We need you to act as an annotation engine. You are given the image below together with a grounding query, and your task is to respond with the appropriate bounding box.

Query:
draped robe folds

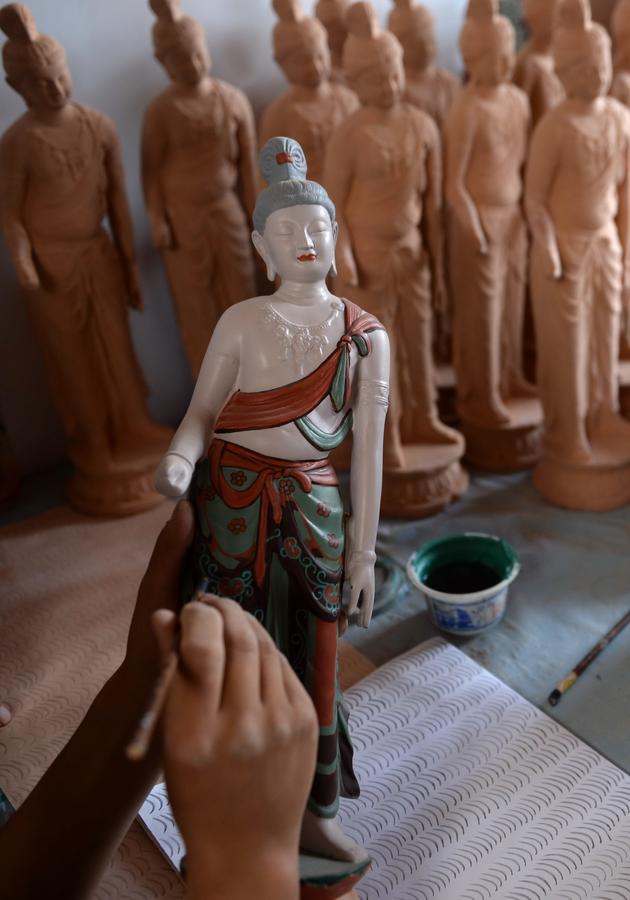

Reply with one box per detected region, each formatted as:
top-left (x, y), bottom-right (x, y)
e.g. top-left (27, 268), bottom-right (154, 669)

top-left (186, 300), bottom-right (383, 818)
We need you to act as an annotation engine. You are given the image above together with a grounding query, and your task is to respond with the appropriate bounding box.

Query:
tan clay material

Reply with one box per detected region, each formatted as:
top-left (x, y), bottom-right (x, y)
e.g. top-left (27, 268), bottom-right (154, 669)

top-left (324, 1), bottom-right (467, 517)
top-left (261, 0), bottom-right (358, 187)
top-left (315, 0), bottom-right (351, 85)
top-left (388, 0), bottom-right (460, 131)
top-left (525, 0), bottom-right (630, 510)
top-left (513, 0), bottom-right (565, 128)
top-left (445, 0), bottom-right (542, 472)
top-left (142, 0), bottom-right (257, 376)
top-left (0, 4), bottom-right (170, 516)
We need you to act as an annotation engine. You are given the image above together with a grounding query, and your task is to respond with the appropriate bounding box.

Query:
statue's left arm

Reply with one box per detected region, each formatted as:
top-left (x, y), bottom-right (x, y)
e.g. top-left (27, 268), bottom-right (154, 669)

top-left (234, 89), bottom-right (258, 221)
top-left (347, 328), bottom-right (390, 629)
top-left (100, 114), bottom-right (143, 310)
top-left (0, 129), bottom-right (39, 291)
top-left (421, 115), bottom-right (447, 317)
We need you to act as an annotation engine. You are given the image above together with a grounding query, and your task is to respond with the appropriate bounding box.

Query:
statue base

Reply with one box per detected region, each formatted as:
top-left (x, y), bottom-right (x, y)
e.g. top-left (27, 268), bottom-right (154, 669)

top-left (68, 434), bottom-right (172, 517)
top-left (381, 442), bottom-right (468, 518)
top-left (619, 359), bottom-right (630, 419)
top-left (462, 397), bottom-right (543, 472)
top-left (533, 434), bottom-right (630, 512)
top-left (300, 854), bottom-right (371, 899)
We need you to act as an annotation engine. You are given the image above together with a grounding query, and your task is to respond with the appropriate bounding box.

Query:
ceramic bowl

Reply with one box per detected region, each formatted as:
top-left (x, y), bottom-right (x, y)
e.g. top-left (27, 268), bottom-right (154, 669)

top-left (406, 533), bottom-right (520, 636)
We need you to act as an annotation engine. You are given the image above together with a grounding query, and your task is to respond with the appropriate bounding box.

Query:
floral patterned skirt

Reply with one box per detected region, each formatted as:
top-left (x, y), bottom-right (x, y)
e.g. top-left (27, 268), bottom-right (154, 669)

top-left (186, 438), bottom-right (360, 817)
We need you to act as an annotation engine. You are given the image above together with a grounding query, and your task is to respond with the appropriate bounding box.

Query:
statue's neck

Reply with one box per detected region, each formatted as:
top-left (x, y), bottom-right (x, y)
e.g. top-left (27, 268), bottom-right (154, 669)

top-left (28, 103), bottom-right (76, 127)
top-left (273, 280), bottom-right (332, 308)
top-left (172, 76), bottom-right (214, 97)
top-left (405, 61), bottom-right (434, 77)
top-left (290, 82), bottom-right (330, 100)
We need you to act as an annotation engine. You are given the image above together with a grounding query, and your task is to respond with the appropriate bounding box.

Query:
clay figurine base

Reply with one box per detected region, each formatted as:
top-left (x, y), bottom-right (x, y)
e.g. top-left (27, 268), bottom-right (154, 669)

top-left (68, 445), bottom-right (171, 517)
top-left (461, 397), bottom-right (544, 473)
top-left (380, 443), bottom-right (468, 519)
top-left (300, 853), bottom-right (370, 899)
top-left (533, 437), bottom-right (630, 512)
top-left (619, 359), bottom-right (630, 419)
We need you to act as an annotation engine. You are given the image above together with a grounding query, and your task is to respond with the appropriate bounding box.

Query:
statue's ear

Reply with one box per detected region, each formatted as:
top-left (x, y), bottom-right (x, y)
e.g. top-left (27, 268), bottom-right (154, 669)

top-left (329, 221), bottom-right (339, 278)
top-left (252, 230), bottom-right (276, 282)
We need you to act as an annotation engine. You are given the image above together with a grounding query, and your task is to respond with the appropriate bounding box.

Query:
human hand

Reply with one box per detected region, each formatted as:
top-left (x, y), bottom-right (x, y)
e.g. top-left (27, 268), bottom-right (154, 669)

top-left (154, 452), bottom-right (194, 498)
top-left (346, 550), bottom-right (376, 629)
top-left (154, 596), bottom-right (318, 900)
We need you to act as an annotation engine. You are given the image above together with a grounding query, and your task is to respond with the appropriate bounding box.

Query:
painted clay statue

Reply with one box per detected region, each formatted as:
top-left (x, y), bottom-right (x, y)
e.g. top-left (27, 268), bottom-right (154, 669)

top-left (513, 0), bottom-right (565, 128)
top-left (142, 0), bottom-right (257, 376)
top-left (525, 0), bottom-right (630, 509)
top-left (0, 4), bottom-right (170, 515)
top-left (445, 0), bottom-right (542, 472)
top-left (314, 0), bottom-right (351, 85)
top-left (260, 0), bottom-right (358, 188)
top-left (323, 1), bottom-right (467, 516)
top-left (388, 0), bottom-right (461, 130)
top-left (155, 137), bottom-right (388, 863)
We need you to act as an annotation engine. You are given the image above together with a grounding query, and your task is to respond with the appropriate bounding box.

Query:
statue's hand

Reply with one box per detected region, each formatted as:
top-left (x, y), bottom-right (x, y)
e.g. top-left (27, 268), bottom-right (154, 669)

top-left (336, 241), bottom-right (359, 288)
top-left (155, 452), bottom-right (194, 498)
top-left (17, 258), bottom-right (40, 292)
top-left (346, 550), bottom-right (376, 630)
top-left (124, 260), bottom-right (144, 311)
top-left (150, 213), bottom-right (173, 251)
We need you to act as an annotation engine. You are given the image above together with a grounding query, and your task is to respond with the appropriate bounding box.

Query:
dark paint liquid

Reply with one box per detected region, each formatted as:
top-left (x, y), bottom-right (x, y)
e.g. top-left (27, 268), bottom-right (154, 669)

top-left (425, 561), bottom-right (500, 594)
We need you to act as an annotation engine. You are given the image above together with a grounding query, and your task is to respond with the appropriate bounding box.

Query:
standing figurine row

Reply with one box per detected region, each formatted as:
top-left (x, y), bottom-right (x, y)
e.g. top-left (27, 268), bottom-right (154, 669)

top-left (2, 0), bottom-right (630, 514)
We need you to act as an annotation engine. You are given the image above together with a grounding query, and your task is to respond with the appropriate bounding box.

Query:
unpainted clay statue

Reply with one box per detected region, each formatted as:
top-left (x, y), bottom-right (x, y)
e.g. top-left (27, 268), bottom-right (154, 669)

top-left (0, 4), bottom-right (170, 515)
top-left (388, 0), bottom-right (461, 130)
top-left (513, 0), bottom-right (565, 128)
top-left (260, 0), bottom-right (358, 188)
top-left (445, 0), bottom-right (542, 472)
top-left (324, 1), bottom-right (467, 516)
top-left (314, 0), bottom-right (351, 85)
top-left (156, 136), bottom-right (389, 865)
top-left (525, 0), bottom-right (630, 509)
top-left (142, 0), bottom-right (257, 376)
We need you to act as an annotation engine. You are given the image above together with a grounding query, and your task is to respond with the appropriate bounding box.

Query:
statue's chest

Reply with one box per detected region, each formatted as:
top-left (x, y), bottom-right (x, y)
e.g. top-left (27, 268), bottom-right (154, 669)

top-left (28, 118), bottom-right (101, 186)
top-left (358, 119), bottom-right (424, 183)
top-left (168, 94), bottom-right (233, 150)
top-left (474, 99), bottom-right (524, 165)
top-left (562, 113), bottom-right (623, 184)
top-left (284, 99), bottom-right (343, 154)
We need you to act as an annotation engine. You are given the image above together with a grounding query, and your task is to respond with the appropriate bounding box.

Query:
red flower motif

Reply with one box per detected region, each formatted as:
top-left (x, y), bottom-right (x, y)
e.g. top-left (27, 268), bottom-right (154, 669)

top-left (317, 503), bottom-right (331, 518)
top-left (230, 470), bottom-right (247, 486)
top-left (283, 537), bottom-right (301, 559)
top-left (228, 517), bottom-right (247, 535)
top-left (279, 478), bottom-right (296, 499)
top-left (218, 576), bottom-right (245, 598)
top-left (327, 532), bottom-right (340, 549)
top-left (324, 585), bottom-right (339, 604)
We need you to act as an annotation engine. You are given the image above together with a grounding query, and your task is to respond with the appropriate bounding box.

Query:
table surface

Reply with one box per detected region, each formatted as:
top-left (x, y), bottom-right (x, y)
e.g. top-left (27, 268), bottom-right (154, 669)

top-left (3, 464), bottom-right (630, 778)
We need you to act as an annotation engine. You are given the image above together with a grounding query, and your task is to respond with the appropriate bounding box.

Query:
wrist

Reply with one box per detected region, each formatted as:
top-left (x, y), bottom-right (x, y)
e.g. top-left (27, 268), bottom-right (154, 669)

top-left (186, 848), bottom-right (299, 900)
top-left (348, 549), bottom-right (377, 565)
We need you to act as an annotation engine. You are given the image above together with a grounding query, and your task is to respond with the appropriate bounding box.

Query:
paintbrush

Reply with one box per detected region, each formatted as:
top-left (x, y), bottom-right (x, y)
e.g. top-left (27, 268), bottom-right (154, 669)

top-left (548, 609), bottom-right (630, 706)
top-left (126, 580), bottom-right (210, 761)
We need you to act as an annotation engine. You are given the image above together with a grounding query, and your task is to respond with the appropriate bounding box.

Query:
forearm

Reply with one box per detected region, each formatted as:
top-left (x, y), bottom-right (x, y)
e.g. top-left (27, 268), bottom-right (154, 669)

top-left (108, 188), bottom-right (137, 263)
top-left (350, 402), bottom-right (387, 554)
top-left (3, 218), bottom-right (36, 275)
top-left (167, 409), bottom-right (215, 466)
top-left (186, 852), bottom-right (299, 900)
top-left (0, 664), bottom-right (161, 900)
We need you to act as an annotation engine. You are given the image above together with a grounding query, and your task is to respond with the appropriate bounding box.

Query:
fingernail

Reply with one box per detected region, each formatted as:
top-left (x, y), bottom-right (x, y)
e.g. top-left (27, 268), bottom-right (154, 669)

top-left (0, 704), bottom-right (12, 726)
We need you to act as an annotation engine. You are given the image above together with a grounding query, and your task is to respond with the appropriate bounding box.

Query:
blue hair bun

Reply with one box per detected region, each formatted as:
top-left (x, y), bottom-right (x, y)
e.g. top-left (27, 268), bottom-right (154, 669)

top-left (259, 136), bottom-right (308, 184)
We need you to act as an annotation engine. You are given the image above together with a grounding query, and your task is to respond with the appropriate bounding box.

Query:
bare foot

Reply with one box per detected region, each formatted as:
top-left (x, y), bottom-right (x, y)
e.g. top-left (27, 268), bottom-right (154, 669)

top-left (300, 809), bottom-right (368, 863)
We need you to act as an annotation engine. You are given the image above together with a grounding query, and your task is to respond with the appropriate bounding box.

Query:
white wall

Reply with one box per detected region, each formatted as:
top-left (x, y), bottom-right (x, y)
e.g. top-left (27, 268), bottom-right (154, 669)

top-left (0, 0), bottom-right (467, 473)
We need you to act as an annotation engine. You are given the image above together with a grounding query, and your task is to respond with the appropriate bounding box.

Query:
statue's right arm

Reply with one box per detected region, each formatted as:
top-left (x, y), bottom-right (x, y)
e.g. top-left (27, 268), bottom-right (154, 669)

top-left (323, 123), bottom-right (359, 287)
top-left (524, 116), bottom-right (562, 280)
top-left (140, 102), bottom-right (172, 250)
top-left (155, 312), bottom-right (240, 497)
top-left (0, 129), bottom-right (39, 291)
top-left (444, 100), bottom-right (488, 255)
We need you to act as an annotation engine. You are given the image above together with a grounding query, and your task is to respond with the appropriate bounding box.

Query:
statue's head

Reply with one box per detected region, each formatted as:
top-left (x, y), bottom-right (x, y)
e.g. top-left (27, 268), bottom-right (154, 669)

top-left (252, 137), bottom-right (338, 284)
top-left (522, 0), bottom-right (558, 45)
top-left (553, 0), bottom-right (611, 99)
top-left (388, 1), bottom-right (436, 71)
top-left (0, 4), bottom-right (72, 110)
top-left (150, 0), bottom-right (210, 86)
top-left (314, 0), bottom-right (350, 65)
top-left (343, 2), bottom-right (404, 108)
top-left (460, 0), bottom-right (515, 87)
top-left (612, 0), bottom-right (630, 70)
top-left (273, 0), bottom-right (331, 88)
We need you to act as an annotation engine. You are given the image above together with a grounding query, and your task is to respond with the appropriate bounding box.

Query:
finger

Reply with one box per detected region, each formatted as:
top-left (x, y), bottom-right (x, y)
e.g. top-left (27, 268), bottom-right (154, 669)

top-left (137, 501), bottom-right (194, 615)
top-left (201, 595), bottom-right (261, 709)
top-left (178, 602), bottom-right (225, 711)
top-left (247, 614), bottom-right (287, 705)
top-left (152, 609), bottom-right (178, 665)
top-left (347, 581), bottom-right (361, 616)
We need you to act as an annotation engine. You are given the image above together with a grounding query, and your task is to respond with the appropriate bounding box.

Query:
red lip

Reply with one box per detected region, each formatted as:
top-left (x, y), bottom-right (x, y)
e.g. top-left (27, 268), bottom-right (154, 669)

top-left (297, 253), bottom-right (317, 262)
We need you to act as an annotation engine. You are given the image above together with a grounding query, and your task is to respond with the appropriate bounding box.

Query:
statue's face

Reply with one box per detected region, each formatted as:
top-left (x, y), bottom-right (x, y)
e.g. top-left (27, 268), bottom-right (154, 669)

top-left (12, 59), bottom-right (72, 111)
top-left (398, 24), bottom-right (437, 71)
top-left (258, 204), bottom-right (337, 284)
top-left (278, 35), bottom-right (331, 87)
top-left (352, 53), bottom-right (405, 109)
top-left (468, 32), bottom-right (513, 87)
top-left (560, 47), bottom-right (611, 100)
top-left (160, 35), bottom-right (210, 86)
top-left (522, 0), bottom-right (554, 40)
